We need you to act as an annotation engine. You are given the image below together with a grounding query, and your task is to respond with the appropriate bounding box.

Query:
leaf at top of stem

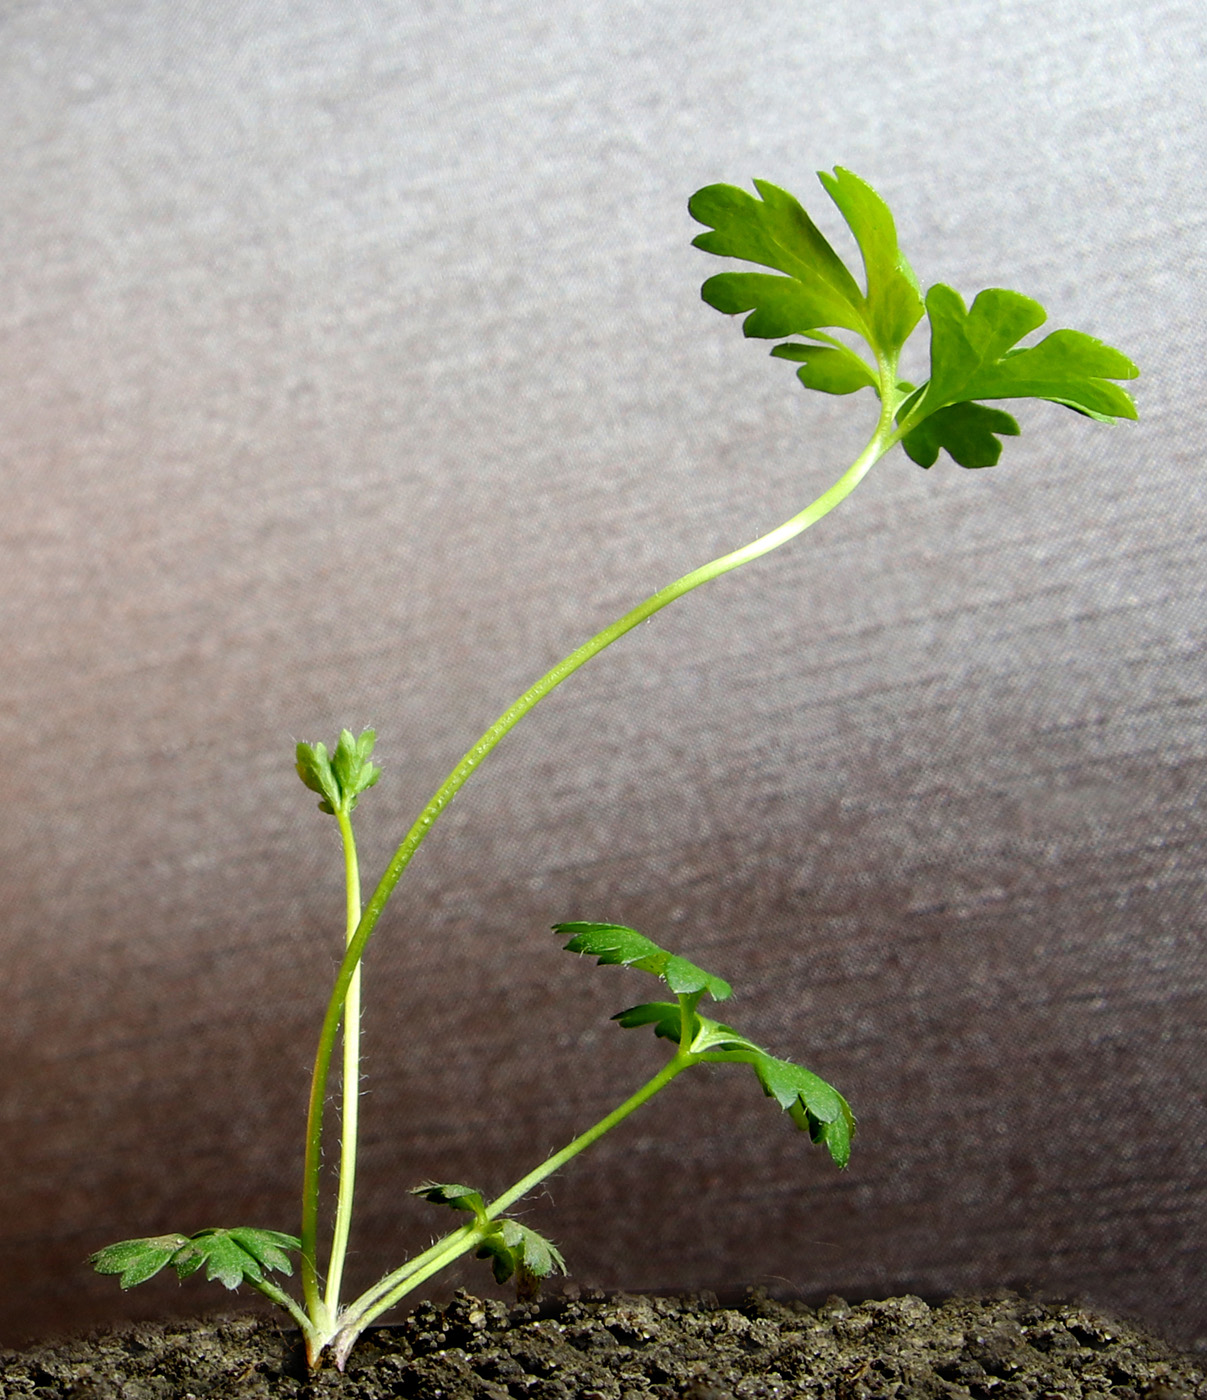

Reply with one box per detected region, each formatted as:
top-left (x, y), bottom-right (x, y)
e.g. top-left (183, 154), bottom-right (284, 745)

top-left (296, 728), bottom-right (381, 814)
top-left (689, 168), bottom-right (923, 364)
top-left (898, 284), bottom-right (1139, 468)
top-left (555, 922), bottom-right (732, 1001)
top-left (692, 170), bottom-right (1139, 465)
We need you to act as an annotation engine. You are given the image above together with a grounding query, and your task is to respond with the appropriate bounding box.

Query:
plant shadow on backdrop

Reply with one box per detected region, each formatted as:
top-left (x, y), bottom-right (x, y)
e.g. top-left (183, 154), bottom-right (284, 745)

top-left (87, 169), bottom-right (1138, 1371)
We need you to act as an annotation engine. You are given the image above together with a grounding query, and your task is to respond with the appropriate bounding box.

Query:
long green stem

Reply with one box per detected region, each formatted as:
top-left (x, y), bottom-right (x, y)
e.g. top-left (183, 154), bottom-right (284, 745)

top-left (300, 386), bottom-right (900, 1325)
top-left (323, 805), bottom-right (363, 1315)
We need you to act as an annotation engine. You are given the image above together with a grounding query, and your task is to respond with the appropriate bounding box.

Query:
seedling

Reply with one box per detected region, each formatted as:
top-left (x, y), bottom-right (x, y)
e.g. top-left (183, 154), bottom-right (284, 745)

top-left (90, 170), bottom-right (1137, 1369)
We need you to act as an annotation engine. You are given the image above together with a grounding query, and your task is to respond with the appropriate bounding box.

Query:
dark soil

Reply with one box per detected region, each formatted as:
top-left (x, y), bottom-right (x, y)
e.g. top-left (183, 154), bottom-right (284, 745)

top-left (2, 1290), bottom-right (1203, 1400)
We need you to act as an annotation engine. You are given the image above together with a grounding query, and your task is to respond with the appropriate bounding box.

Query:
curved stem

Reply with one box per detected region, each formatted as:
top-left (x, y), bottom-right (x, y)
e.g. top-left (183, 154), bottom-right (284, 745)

top-left (300, 407), bottom-right (899, 1310)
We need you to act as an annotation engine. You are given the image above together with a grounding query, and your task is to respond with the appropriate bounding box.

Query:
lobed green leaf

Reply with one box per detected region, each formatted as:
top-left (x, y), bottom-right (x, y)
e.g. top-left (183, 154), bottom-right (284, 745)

top-left (816, 166), bottom-right (924, 354)
top-left (692, 171), bottom-right (1139, 463)
top-left (89, 1234), bottom-right (190, 1289)
top-left (611, 999), bottom-right (854, 1169)
top-left (901, 401), bottom-right (1021, 469)
top-left (899, 284), bottom-right (1139, 467)
top-left (612, 1000), bottom-right (687, 1041)
top-left (91, 1227), bottom-right (299, 1292)
top-left (555, 922), bottom-right (732, 1001)
top-left (690, 168), bottom-right (923, 365)
top-left (770, 341), bottom-right (878, 396)
top-left (171, 1228), bottom-right (300, 1290)
top-left (477, 1219), bottom-right (566, 1287)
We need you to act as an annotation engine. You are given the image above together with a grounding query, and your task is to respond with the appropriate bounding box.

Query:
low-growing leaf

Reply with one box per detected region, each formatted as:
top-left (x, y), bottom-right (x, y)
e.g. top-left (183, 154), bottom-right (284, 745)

top-left (226, 1227), bottom-right (300, 1276)
top-left (89, 1234), bottom-right (190, 1289)
top-left (167, 1228), bottom-right (298, 1291)
top-left (171, 1232), bottom-right (257, 1289)
top-left (477, 1219), bottom-right (566, 1287)
top-left (555, 922), bottom-right (731, 1001)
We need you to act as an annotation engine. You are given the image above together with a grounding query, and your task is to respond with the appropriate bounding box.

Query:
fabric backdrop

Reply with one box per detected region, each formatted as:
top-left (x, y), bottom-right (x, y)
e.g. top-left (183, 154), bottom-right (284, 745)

top-left (2, 0), bottom-right (1204, 1353)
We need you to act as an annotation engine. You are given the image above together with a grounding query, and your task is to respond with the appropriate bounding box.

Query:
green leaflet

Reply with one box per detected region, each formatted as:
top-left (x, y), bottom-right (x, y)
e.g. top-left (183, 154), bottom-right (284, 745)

top-left (89, 1227), bottom-right (299, 1292)
top-left (897, 284), bottom-right (1139, 467)
top-left (770, 340), bottom-right (878, 396)
top-left (689, 168), bottom-right (923, 361)
top-left (817, 167), bottom-right (925, 354)
top-left (89, 1233), bottom-right (190, 1289)
top-left (612, 1001), bottom-right (854, 1169)
top-left (900, 402), bottom-right (1021, 469)
top-left (555, 921), bottom-right (732, 1001)
top-left (296, 728), bottom-right (381, 814)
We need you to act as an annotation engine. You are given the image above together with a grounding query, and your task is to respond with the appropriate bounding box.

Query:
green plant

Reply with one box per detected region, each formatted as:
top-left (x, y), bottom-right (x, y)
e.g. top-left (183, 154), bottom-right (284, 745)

top-left (90, 169), bottom-right (1138, 1370)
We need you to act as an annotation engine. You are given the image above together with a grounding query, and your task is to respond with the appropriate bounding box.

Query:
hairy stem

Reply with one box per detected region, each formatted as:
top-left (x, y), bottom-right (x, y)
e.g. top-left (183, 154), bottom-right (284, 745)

top-left (301, 398), bottom-right (900, 1316)
top-left (334, 1049), bottom-right (695, 1358)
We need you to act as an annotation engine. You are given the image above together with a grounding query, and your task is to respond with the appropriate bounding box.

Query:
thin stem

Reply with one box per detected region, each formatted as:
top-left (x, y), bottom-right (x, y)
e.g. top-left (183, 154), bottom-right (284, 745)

top-left (323, 805), bottom-right (364, 1316)
top-left (332, 1224), bottom-right (480, 1366)
top-left (300, 401), bottom-right (901, 1311)
top-left (337, 1050), bottom-right (694, 1354)
top-left (484, 1050), bottom-right (692, 1220)
top-left (249, 1274), bottom-right (316, 1337)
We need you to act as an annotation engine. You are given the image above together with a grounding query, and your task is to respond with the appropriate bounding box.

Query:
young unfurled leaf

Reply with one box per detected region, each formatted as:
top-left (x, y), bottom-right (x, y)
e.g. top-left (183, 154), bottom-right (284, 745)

top-left (555, 922), bottom-right (732, 1001)
top-left (89, 1227), bottom-right (299, 1292)
top-left (689, 168), bottom-right (923, 368)
top-left (296, 728), bottom-right (381, 814)
top-left (897, 284), bottom-right (1139, 467)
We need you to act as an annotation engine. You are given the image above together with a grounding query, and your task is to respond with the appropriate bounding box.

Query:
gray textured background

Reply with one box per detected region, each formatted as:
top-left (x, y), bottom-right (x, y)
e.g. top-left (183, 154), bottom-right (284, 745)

top-left (2, 0), bottom-right (1205, 1354)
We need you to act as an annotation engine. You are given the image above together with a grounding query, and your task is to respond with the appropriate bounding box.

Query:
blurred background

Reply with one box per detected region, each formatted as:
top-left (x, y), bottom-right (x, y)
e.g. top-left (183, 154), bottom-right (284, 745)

top-left (2, 0), bottom-right (1204, 1353)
